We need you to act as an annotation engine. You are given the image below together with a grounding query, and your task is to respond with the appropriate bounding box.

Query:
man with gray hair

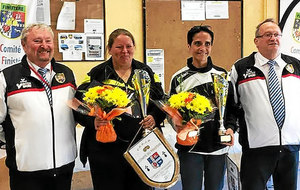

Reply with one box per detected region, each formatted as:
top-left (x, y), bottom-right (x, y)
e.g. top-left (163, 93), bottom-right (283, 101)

top-left (0, 23), bottom-right (77, 190)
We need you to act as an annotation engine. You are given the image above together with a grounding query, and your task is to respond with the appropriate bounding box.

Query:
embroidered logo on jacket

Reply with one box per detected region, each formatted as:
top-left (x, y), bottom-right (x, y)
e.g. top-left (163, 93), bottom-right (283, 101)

top-left (55, 73), bottom-right (66, 83)
top-left (177, 72), bottom-right (189, 83)
top-left (16, 78), bottom-right (32, 89)
top-left (286, 64), bottom-right (295, 73)
top-left (243, 69), bottom-right (256, 79)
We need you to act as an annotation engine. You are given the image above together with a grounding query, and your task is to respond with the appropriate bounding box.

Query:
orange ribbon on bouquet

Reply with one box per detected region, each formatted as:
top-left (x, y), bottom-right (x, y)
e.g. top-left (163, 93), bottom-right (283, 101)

top-left (90, 106), bottom-right (127, 143)
top-left (161, 104), bottom-right (183, 127)
top-left (176, 119), bottom-right (201, 146)
top-left (161, 104), bottom-right (201, 146)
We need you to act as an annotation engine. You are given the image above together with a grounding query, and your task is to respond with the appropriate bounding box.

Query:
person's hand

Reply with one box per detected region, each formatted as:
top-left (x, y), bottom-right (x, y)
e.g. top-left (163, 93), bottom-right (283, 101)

top-left (139, 115), bottom-right (156, 130)
top-left (222, 128), bottom-right (234, 146)
top-left (94, 116), bottom-right (109, 130)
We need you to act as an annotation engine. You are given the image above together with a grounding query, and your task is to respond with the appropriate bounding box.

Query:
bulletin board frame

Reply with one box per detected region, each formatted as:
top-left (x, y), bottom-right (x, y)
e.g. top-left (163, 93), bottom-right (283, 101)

top-left (143, 0), bottom-right (243, 92)
top-left (50, 0), bottom-right (105, 61)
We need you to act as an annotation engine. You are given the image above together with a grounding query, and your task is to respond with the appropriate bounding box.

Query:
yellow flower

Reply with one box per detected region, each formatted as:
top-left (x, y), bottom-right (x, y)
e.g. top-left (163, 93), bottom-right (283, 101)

top-left (168, 91), bottom-right (213, 122)
top-left (83, 85), bottom-right (130, 110)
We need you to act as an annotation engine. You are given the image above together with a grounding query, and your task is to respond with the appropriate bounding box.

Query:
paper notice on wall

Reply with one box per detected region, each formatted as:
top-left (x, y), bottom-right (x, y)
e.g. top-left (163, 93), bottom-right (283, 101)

top-left (56, 2), bottom-right (76, 30)
top-left (62, 51), bottom-right (82, 61)
top-left (58, 33), bottom-right (85, 61)
top-left (181, 0), bottom-right (205, 21)
top-left (84, 19), bottom-right (104, 34)
top-left (36, 0), bottom-right (51, 24)
top-left (146, 49), bottom-right (165, 90)
top-left (206, 1), bottom-right (229, 19)
top-left (85, 34), bottom-right (104, 61)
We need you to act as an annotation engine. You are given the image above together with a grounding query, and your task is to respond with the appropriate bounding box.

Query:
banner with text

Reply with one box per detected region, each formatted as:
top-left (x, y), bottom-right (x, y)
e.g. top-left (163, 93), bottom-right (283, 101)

top-left (280, 1), bottom-right (300, 60)
top-left (0, 0), bottom-right (50, 70)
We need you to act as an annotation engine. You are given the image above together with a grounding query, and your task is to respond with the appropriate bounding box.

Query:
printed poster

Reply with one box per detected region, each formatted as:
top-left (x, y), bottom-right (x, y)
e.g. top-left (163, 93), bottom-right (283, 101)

top-left (280, 2), bottom-right (300, 60)
top-left (0, 0), bottom-right (51, 70)
top-left (226, 155), bottom-right (241, 190)
top-left (146, 49), bottom-right (165, 90)
top-left (58, 33), bottom-right (85, 61)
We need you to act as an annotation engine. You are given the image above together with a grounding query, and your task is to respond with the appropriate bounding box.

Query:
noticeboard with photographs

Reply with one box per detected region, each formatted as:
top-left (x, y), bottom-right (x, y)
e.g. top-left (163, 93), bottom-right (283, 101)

top-left (50, 0), bottom-right (105, 61)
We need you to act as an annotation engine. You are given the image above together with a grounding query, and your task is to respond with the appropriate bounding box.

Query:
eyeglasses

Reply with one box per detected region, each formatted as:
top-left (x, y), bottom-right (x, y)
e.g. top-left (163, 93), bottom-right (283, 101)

top-left (256, 33), bottom-right (282, 39)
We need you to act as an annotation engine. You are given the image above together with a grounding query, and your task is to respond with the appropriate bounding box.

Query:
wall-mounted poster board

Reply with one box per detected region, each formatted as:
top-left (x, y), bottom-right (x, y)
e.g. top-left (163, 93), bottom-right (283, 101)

top-left (50, 0), bottom-right (104, 61)
top-left (144, 0), bottom-right (242, 91)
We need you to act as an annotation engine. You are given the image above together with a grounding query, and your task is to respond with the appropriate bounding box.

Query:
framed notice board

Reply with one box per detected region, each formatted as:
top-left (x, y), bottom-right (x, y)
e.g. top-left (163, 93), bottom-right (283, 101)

top-left (50, 0), bottom-right (105, 61)
top-left (144, 0), bottom-right (243, 91)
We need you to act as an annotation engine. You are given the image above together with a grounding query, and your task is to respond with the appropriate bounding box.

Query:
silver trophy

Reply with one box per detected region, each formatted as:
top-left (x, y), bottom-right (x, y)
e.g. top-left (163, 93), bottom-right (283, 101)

top-left (212, 73), bottom-right (231, 143)
top-left (132, 69), bottom-right (151, 136)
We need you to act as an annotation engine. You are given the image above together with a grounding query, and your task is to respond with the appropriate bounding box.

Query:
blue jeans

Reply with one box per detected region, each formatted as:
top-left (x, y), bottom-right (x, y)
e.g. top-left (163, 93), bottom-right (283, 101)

top-left (178, 150), bottom-right (226, 190)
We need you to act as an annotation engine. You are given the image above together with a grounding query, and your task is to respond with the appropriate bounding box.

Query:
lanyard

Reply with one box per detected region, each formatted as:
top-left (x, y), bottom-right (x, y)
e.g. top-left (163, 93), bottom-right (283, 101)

top-left (28, 64), bottom-right (52, 87)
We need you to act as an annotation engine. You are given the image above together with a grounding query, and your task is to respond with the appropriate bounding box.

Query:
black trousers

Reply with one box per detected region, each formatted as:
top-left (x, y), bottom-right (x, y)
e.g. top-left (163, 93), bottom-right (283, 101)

top-left (9, 162), bottom-right (75, 190)
top-left (240, 147), bottom-right (299, 190)
top-left (88, 145), bottom-right (151, 190)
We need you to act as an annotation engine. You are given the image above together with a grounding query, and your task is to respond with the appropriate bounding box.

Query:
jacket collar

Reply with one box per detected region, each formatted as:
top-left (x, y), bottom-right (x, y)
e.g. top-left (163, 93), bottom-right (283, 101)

top-left (187, 56), bottom-right (213, 73)
top-left (106, 57), bottom-right (144, 69)
top-left (248, 52), bottom-right (294, 66)
top-left (21, 55), bottom-right (57, 76)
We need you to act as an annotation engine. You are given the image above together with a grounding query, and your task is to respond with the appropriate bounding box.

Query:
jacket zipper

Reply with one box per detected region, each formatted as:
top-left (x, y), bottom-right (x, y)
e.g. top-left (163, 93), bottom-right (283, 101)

top-left (50, 105), bottom-right (57, 176)
top-left (42, 79), bottom-right (56, 176)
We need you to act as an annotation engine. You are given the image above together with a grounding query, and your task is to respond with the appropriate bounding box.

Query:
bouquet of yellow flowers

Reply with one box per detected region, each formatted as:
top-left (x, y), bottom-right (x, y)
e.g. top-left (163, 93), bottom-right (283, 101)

top-left (156, 91), bottom-right (214, 146)
top-left (69, 85), bottom-right (131, 143)
top-left (168, 91), bottom-right (213, 124)
top-left (83, 85), bottom-right (130, 113)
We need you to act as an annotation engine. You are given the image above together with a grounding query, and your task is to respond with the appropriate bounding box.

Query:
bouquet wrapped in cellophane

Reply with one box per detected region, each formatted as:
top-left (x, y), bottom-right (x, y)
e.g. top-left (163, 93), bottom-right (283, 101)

top-left (68, 85), bottom-right (131, 143)
top-left (155, 91), bottom-right (214, 146)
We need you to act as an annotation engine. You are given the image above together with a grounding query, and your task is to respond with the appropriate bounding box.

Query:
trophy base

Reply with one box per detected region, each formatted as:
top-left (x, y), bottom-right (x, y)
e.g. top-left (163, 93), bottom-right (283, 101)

top-left (218, 129), bottom-right (231, 143)
top-left (220, 134), bottom-right (232, 143)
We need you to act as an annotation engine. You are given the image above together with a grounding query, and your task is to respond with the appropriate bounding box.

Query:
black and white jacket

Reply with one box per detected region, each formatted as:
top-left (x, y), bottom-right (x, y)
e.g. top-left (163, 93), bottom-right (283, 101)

top-left (169, 56), bottom-right (237, 154)
top-left (0, 55), bottom-right (77, 172)
top-left (230, 52), bottom-right (300, 150)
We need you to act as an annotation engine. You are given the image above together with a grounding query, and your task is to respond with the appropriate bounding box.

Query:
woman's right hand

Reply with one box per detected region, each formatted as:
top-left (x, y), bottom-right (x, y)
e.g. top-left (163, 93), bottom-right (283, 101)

top-left (94, 116), bottom-right (109, 130)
